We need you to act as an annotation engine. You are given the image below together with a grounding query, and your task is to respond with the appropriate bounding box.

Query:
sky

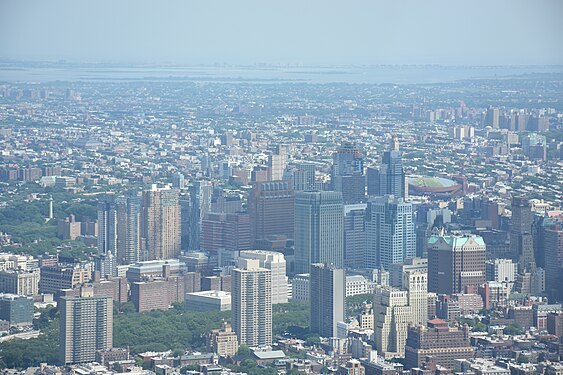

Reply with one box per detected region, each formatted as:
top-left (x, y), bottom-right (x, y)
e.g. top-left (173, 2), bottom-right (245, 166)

top-left (1, 0), bottom-right (562, 66)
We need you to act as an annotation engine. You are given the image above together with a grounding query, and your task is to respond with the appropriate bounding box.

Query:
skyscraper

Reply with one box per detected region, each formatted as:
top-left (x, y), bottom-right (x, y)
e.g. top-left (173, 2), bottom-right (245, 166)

top-left (332, 142), bottom-right (365, 204)
top-left (543, 223), bottom-right (563, 302)
top-left (510, 196), bottom-right (535, 270)
top-left (292, 163), bottom-right (316, 191)
top-left (310, 263), bottom-right (345, 338)
top-left (403, 270), bottom-right (428, 327)
top-left (231, 258), bottom-right (272, 347)
top-left (59, 291), bottom-right (113, 364)
top-left (188, 181), bottom-right (213, 251)
top-left (368, 135), bottom-right (406, 199)
top-left (97, 196), bottom-right (117, 257)
top-left (116, 192), bottom-right (140, 265)
top-left (344, 204), bottom-right (367, 269)
top-left (239, 250), bottom-right (288, 304)
top-left (365, 195), bottom-right (415, 270)
top-left (248, 180), bottom-right (295, 245)
top-left (427, 232), bottom-right (486, 295)
top-left (267, 144), bottom-right (287, 181)
top-left (373, 286), bottom-right (413, 358)
top-left (294, 191), bottom-right (344, 273)
top-left (140, 185), bottom-right (181, 260)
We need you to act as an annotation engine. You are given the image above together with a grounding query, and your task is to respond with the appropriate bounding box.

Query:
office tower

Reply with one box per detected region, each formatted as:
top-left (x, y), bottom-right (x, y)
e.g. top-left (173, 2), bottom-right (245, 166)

top-left (427, 232), bottom-right (486, 295)
top-left (116, 192), bottom-right (140, 265)
top-left (332, 142), bottom-right (365, 204)
top-left (267, 145), bottom-right (287, 181)
top-left (389, 257), bottom-right (427, 288)
top-left (404, 319), bottom-right (473, 370)
top-left (294, 191), bottom-right (344, 273)
top-left (231, 258), bottom-right (272, 346)
top-left (365, 195), bottom-right (415, 270)
top-left (292, 163), bottom-right (316, 191)
top-left (344, 204), bottom-right (367, 269)
top-left (188, 181), bottom-right (213, 251)
top-left (239, 250), bottom-right (288, 304)
top-left (368, 135), bottom-right (406, 199)
top-left (486, 259), bottom-right (517, 284)
top-left (403, 270), bottom-right (428, 326)
top-left (543, 223), bottom-right (563, 302)
top-left (248, 180), bottom-right (295, 244)
top-left (0, 294), bottom-right (34, 326)
top-left (140, 185), bottom-right (181, 260)
top-left (210, 188), bottom-right (243, 214)
top-left (59, 291), bottom-right (113, 365)
top-left (373, 286), bottom-right (413, 358)
top-left (510, 196), bottom-right (535, 269)
top-left (97, 196), bottom-right (117, 256)
top-left (310, 263), bottom-right (345, 338)
top-left (201, 213), bottom-right (251, 265)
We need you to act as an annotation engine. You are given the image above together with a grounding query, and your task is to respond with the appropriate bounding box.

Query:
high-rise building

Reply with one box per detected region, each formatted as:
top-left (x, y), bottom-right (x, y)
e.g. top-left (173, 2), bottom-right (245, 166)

top-left (310, 263), bottom-right (345, 338)
top-left (248, 180), bottom-right (295, 245)
top-left (368, 135), bottom-right (406, 199)
top-left (485, 259), bottom-right (517, 285)
top-left (294, 191), bottom-right (344, 273)
top-left (59, 291), bottom-right (112, 365)
top-left (344, 204), bottom-right (367, 269)
top-left (292, 163), bottom-right (316, 191)
top-left (484, 108), bottom-right (500, 129)
top-left (201, 213), bottom-right (252, 264)
top-left (389, 257), bottom-right (427, 288)
top-left (373, 286), bottom-right (413, 358)
top-left (140, 185), bottom-right (181, 260)
top-left (543, 223), bottom-right (563, 302)
top-left (239, 250), bottom-right (288, 304)
top-left (188, 181), bottom-right (213, 251)
top-left (404, 319), bottom-right (473, 370)
top-left (403, 270), bottom-right (428, 327)
top-left (116, 192), bottom-right (140, 265)
top-left (97, 196), bottom-right (117, 257)
top-left (427, 232), bottom-right (486, 295)
top-left (231, 258), bottom-right (272, 346)
top-left (365, 195), bottom-right (415, 270)
top-left (331, 143), bottom-right (365, 204)
top-left (510, 196), bottom-right (535, 270)
top-left (267, 145), bottom-right (287, 181)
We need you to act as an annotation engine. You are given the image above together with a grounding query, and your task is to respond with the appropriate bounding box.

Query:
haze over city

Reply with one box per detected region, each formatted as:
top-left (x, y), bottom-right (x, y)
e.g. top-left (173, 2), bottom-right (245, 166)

top-left (0, 1), bottom-right (562, 375)
top-left (1, 0), bottom-right (563, 66)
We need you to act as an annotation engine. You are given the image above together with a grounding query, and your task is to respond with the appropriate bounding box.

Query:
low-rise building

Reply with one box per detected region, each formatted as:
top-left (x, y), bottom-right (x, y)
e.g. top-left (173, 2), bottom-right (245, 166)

top-left (186, 290), bottom-right (231, 312)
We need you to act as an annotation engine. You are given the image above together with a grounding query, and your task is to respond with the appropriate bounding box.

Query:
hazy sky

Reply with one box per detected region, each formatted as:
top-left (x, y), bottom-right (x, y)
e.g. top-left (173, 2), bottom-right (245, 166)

top-left (1, 0), bottom-right (562, 66)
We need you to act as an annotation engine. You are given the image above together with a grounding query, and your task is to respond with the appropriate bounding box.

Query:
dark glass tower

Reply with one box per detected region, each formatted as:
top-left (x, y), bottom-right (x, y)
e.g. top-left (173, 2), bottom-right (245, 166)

top-left (331, 143), bottom-right (365, 204)
top-left (379, 135), bottom-right (406, 198)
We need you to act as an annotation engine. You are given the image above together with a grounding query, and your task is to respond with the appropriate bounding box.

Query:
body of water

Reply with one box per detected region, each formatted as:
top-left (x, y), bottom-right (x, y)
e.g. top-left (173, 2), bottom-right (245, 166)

top-left (1, 64), bottom-right (562, 84)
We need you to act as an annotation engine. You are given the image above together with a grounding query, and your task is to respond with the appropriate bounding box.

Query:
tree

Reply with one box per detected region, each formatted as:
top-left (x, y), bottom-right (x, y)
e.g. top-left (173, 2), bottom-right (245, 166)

top-left (237, 344), bottom-right (252, 356)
